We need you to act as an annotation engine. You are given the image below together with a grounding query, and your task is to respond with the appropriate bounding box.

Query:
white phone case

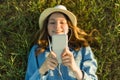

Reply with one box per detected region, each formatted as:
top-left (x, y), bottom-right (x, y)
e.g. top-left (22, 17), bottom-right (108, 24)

top-left (52, 34), bottom-right (68, 63)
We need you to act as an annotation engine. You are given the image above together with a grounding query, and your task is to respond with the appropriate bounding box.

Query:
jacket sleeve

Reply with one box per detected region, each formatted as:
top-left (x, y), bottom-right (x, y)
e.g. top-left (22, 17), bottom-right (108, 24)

top-left (25, 45), bottom-right (48, 80)
top-left (81, 47), bottom-right (98, 80)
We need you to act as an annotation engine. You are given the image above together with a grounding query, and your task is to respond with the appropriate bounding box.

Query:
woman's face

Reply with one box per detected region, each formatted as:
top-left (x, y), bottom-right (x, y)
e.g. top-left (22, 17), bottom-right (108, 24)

top-left (47, 12), bottom-right (69, 36)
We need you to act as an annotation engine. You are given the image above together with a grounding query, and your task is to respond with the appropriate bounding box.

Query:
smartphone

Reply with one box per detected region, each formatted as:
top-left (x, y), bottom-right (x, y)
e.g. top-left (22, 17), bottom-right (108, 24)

top-left (52, 34), bottom-right (68, 63)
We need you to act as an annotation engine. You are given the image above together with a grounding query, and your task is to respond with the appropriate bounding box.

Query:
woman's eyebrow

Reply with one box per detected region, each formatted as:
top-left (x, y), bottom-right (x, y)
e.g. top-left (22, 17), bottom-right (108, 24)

top-left (49, 18), bottom-right (55, 21)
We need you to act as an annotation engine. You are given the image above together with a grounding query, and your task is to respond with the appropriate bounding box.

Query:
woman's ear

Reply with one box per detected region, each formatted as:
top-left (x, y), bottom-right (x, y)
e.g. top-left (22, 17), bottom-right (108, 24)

top-left (68, 28), bottom-right (72, 41)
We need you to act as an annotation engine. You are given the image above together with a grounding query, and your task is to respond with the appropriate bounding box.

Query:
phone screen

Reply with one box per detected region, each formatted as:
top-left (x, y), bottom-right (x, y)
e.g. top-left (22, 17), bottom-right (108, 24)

top-left (52, 34), bottom-right (68, 63)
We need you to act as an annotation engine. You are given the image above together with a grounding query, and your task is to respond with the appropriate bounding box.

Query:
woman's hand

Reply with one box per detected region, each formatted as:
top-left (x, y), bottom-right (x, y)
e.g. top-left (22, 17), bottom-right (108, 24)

top-left (61, 47), bottom-right (78, 72)
top-left (45, 51), bottom-right (58, 70)
top-left (61, 47), bottom-right (83, 80)
top-left (39, 51), bottom-right (58, 75)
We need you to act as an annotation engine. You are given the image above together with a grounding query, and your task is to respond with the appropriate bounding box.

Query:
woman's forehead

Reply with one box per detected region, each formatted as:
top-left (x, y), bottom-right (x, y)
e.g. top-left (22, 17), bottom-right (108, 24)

top-left (48, 12), bottom-right (68, 21)
top-left (49, 12), bottom-right (66, 17)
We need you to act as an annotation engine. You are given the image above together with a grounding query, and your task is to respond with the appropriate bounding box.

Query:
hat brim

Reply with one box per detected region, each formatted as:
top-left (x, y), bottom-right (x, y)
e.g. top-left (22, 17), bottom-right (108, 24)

top-left (39, 8), bottom-right (77, 30)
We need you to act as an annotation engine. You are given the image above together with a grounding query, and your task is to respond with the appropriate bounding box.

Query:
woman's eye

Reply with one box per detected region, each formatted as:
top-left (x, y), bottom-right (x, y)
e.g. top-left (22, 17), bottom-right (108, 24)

top-left (60, 22), bottom-right (67, 24)
top-left (49, 22), bottom-right (55, 24)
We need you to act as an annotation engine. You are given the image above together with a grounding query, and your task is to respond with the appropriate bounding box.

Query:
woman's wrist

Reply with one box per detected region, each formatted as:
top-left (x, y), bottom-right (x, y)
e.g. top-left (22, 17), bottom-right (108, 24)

top-left (72, 67), bottom-right (84, 80)
top-left (39, 62), bottom-right (48, 75)
top-left (39, 68), bottom-right (47, 75)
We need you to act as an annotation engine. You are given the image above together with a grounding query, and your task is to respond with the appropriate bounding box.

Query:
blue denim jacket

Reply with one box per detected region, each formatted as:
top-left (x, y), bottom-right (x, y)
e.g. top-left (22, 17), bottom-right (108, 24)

top-left (25, 45), bottom-right (98, 80)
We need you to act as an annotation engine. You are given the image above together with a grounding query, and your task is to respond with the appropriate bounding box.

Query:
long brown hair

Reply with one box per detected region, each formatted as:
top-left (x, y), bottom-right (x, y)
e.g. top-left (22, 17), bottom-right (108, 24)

top-left (33, 12), bottom-right (93, 55)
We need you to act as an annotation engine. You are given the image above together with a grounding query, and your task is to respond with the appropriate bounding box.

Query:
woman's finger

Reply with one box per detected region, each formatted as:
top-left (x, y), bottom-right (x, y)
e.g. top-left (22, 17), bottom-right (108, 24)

top-left (50, 51), bottom-right (57, 58)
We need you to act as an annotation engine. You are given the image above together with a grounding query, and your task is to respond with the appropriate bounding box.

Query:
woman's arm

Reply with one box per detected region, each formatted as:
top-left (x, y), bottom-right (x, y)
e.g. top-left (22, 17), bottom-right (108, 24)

top-left (62, 48), bottom-right (83, 80)
top-left (25, 45), bottom-right (48, 80)
top-left (81, 46), bottom-right (98, 80)
top-left (61, 47), bottom-right (98, 80)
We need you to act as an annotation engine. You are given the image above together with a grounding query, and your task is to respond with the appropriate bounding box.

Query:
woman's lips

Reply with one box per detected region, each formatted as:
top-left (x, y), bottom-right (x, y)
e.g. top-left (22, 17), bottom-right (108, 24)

top-left (56, 31), bottom-right (65, 34)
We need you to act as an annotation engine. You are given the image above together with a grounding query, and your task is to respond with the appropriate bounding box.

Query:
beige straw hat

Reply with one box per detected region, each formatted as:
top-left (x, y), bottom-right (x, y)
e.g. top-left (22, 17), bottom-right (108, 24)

top-left (39, 5), bottom-right (77, 30)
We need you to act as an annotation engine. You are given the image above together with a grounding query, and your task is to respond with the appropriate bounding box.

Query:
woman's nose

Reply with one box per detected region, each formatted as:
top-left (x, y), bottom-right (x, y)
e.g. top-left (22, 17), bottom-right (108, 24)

top-left (55, 22), bottom-right (61, 29)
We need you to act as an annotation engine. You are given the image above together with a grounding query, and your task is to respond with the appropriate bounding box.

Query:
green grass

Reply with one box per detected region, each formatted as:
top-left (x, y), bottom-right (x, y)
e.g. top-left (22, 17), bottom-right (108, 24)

top-left (0, 0), bottom-right (120, 80)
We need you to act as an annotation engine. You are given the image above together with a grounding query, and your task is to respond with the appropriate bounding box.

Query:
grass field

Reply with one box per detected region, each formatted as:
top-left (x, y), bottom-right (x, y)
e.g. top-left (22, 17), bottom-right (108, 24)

top-left (0, 0), bottom-right (120, 80)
